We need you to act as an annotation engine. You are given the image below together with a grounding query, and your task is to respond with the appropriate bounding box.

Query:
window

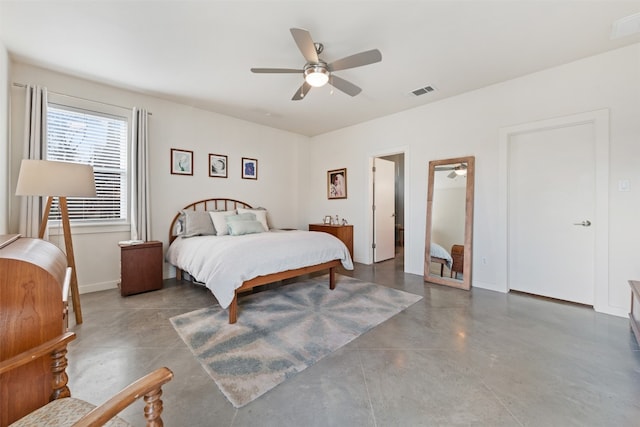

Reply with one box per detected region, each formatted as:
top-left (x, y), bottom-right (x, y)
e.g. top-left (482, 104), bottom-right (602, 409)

top-left (46, 98), bottom-right (129, 223)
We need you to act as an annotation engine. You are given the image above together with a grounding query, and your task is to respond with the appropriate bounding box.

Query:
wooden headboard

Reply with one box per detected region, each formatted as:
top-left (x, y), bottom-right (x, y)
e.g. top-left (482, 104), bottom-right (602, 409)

top-left (169, 198), bottom-right (253, 243)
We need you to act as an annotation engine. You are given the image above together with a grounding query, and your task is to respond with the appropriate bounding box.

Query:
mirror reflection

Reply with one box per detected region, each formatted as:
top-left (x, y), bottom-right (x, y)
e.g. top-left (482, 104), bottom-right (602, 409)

top-left (424, 156), bottom-right (474, 290)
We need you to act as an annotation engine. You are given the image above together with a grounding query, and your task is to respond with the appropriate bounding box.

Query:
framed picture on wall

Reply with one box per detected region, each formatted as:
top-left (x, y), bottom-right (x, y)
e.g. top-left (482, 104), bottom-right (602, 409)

top-left (171, 148), bottom-right (193, 175)
top-left (328, 168), bottom-right (347, 199)
top-left (209, 153), bottom-right (228, 178)
top-left (242, 157), bottom-right (258, 180)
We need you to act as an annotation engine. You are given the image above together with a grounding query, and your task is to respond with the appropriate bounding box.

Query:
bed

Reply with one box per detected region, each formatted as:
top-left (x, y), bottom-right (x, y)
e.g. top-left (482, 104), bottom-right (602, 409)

top-left (430, 242), bottom-right (453, 276)
top-left (166, 198), bottom-right (354, 323)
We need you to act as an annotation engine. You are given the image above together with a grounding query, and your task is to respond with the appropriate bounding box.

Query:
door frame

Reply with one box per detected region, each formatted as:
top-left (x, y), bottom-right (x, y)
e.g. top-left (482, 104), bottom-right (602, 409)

top-left (373, 157), bottom-right (397, 262)
top-left (366, 147), bottom-right (408, 267)
top-left (497, 109), bottom-right (611, 313)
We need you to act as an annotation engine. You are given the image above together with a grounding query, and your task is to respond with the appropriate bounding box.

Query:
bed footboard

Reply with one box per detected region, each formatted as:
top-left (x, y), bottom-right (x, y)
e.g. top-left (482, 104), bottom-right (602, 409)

top-left (228, 260), bottom-right (341, 324)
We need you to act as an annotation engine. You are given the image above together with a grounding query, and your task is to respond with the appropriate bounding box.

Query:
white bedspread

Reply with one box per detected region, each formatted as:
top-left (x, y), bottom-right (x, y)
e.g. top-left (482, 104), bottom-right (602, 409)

top-left (166, 230), bottom-right (354, 309)
top-left (430, 242), bottom-right (453, 269)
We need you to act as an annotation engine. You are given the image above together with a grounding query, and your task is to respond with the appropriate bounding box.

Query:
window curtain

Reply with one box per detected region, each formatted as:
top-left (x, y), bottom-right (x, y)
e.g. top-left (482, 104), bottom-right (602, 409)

top-left (18, 85), bottom-right (48, 238)
top-left (130, 108), bottom-right (150, 241)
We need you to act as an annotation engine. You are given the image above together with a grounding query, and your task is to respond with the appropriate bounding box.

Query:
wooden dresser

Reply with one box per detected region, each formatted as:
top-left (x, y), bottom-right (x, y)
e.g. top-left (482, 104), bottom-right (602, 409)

top-left (309, 224), bottom-right (354, 259)
top-left (0, 234), bottom-right (70, 426)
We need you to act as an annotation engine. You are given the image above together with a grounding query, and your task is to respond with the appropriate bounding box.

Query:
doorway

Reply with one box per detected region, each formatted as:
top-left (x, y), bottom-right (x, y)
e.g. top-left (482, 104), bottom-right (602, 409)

top-left (498, 110), bottom-right (609, 311)
top-left (373, 153), bottom-right (405, 263)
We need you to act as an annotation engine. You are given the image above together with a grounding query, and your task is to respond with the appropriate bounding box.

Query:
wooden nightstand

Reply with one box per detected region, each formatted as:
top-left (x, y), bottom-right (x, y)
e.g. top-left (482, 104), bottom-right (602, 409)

top-left (309, 224), bottom-right (353, 259)
top-left (119, 241), bottom-right (163, 296)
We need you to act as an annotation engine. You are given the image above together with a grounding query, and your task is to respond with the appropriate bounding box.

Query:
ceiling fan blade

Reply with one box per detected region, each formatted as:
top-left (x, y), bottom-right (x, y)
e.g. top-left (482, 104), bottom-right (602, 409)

top-left (290, 28), bottom-right (319, 63)
top-left (329, 49), bottom-right (382, 72)
top-left (292, 81), bottom-right (312, 101)
top-left (251, 68), bottom-right (301, 74)
top-left (448, 171), bottom-right (457, 179)
top-left (329, 75), bottom-right (362, 97)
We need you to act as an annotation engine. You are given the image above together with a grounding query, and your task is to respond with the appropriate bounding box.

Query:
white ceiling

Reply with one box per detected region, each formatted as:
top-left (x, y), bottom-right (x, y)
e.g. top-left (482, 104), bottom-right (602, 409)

top-left (1, 1), bottom-right (640, 137)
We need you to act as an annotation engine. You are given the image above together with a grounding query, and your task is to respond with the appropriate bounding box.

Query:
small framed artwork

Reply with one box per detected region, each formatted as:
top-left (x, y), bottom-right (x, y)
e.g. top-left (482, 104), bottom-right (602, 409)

top-left (242, 157), bottom-right (258, 180)
top-left (323, 215), bottom-right (332, 224)
top-left (209, 153), bottom-right (228, 178)
top-left (171, 148), bottom-right (193, 176)
top-left (328, 168), bottom-right (347, 199)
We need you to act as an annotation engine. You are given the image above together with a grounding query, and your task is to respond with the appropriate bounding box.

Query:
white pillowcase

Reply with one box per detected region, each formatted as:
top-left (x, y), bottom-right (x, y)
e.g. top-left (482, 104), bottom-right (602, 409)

top-left (208, 210), bottom-right (237, 236)
top-left (237, 208), bottom-right (269, 231)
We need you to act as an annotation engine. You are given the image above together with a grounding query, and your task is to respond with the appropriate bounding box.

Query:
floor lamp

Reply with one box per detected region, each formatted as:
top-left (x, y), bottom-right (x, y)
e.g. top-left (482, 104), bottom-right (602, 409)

top-left (16, 159), bottom-right (97, 325)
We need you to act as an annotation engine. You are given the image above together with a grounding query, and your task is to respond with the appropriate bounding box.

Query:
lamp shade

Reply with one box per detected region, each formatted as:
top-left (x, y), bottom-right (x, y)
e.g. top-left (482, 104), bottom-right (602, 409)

top-left (16, 159), bottom-right (97, 197)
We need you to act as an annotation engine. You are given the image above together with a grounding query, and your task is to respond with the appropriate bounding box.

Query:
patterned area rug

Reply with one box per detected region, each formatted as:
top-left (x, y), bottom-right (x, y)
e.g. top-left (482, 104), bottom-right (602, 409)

top-left (170, 274), bottom-right (422, 407)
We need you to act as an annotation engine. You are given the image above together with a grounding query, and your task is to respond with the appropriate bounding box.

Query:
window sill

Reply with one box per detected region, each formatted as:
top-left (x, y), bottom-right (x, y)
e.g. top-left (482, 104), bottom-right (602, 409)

top-left (47, 222), bottom-right (131, 236)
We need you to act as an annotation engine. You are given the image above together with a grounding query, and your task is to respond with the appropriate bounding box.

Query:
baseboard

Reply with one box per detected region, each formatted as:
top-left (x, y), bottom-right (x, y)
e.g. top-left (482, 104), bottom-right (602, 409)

top-left (594, 305), bottom-right (627, 318)
top-left (79, 280), bottom-right (119, 294)
top-left (472, 280), bottom-right (505, 293)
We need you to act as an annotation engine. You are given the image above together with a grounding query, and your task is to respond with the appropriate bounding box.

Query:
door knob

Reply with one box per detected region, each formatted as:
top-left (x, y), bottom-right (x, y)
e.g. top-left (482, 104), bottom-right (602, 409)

top-left (573, 220), bottom-right (591, 227)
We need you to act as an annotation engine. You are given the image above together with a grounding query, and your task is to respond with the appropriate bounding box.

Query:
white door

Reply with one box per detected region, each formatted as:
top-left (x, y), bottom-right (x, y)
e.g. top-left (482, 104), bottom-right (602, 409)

top-left (374, 158), bottom-right (396, 262)
top-left (508, 123), bottom-right (595, 305)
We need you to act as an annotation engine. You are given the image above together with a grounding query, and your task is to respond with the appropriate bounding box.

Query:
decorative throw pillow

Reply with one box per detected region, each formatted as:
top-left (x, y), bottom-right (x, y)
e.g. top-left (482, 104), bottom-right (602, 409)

top-left (226, 212), bottom-right (256, 224)
top-left (181, 210), bottom-right (215, 237)
top-left (228, 220), bottom-right (266, 236)
top-left (237, 208), bottom-right (269, 231)
top-left (208, 210), bottom-right (237, 236)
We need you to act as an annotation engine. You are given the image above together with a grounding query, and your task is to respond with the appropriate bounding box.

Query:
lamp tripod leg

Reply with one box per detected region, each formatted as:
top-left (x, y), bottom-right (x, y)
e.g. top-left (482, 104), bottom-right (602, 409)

top-left (59, 198), bottom-right (83, 325)
top-left (39, 197), bottom-right (83, 325)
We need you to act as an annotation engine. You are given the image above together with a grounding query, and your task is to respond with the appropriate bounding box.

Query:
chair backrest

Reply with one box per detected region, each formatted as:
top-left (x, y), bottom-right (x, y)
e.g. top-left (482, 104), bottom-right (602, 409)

top-left (0, 236), bottom-right (67, 426)
top-left (450, 244), bottom-right (464, 274)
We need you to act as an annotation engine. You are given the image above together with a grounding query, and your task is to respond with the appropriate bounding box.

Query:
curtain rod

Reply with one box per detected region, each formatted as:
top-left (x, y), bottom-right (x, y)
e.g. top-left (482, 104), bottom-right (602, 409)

top-left (12, 82), bottom-right (152, 115)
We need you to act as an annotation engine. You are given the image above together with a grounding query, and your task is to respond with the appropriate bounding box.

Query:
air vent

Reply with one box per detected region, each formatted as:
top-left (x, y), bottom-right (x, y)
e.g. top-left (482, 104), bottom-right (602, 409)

top-left (611, 12), bottom-right (640, 39)
top-left (411, 85), bottom-right (436, 96)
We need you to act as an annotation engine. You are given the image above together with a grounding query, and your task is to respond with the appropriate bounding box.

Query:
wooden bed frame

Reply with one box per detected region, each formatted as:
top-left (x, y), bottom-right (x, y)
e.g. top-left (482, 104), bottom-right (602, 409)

top-left (430, 256), bottom-right (447, 277)
top-left (168, 198), bottom-right (342, 324)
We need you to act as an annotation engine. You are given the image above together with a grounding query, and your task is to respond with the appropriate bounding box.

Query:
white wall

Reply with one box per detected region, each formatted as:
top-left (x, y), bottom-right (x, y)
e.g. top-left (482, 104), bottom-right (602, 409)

top-left (8, 63), bottom-right (307, 293)
top-left (303, 43), bottom-right (640, 316)
top-left (0, 40), bottom-right (8, 234)
top-left (5, 44), bottom-right (640, 316)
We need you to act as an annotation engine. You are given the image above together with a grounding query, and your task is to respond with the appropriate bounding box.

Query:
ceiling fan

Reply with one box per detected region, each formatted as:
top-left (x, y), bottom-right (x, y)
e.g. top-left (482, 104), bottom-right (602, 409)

top-left (250, 28), bottom-right (382, 101)
top-left (435, 163), bottom-right (467, 179)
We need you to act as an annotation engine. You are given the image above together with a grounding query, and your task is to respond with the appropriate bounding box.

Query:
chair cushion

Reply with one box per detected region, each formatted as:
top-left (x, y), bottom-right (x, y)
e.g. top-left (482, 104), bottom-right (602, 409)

top-left (10, 397), bottom-right (132, 427)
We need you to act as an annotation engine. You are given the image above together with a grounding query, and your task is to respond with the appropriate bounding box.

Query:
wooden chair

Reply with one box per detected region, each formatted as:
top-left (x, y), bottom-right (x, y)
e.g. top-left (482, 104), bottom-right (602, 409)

top-left (0, 332), bottom-right (173, 426)
top-left (0, 235), bottom-right (173, 426)
top-left (450, 244), bottom-right (464, 279)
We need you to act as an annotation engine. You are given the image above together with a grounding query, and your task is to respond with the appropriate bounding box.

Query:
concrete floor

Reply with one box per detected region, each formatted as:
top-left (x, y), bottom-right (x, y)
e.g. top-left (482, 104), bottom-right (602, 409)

top-left (66, 252), bottom-right (640, 426)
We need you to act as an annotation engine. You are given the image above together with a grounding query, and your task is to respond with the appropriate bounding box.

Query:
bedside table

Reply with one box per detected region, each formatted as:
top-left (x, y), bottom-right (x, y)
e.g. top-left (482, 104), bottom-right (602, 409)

top-left (309, 224), bottom-right (353, 259)
top-left (119, 241), bottom-right (163, 296)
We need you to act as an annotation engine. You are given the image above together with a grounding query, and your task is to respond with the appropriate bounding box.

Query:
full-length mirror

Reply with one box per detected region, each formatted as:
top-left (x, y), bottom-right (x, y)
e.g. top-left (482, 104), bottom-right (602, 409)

top-left (424, 156), bottom-right (475, 290)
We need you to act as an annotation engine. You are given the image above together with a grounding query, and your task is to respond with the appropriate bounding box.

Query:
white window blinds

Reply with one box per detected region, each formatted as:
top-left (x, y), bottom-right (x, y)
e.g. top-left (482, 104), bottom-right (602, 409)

top-left (47, 104), bottom-right (128, 221)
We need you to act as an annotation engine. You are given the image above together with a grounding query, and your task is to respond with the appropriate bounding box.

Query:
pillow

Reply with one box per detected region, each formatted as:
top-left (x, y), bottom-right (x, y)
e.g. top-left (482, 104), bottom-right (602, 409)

top-left (181, 210), bottom-right (215, 237)
top-left (208, 210), bottom-right (237, 236)
top-left (237, 208), bottom-right (269, 231)
top-left (226, 212), bottom-right (256, 224)
top-left (174, 213), bottom-right (185, 236)
top-left (228, 220), bottom-right (265, 236)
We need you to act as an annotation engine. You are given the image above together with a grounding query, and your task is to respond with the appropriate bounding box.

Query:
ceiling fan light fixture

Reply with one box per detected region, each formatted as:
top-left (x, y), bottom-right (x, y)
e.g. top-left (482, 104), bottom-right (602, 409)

top-left (454, 164), bottom-right (468, 176)
top-left (304, 64), bottom-right (329, 87)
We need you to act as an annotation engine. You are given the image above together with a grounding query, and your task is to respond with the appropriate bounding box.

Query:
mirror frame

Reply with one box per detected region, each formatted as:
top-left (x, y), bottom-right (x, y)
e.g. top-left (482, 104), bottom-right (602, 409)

top-left (424, 155), bottom-right (475, 290)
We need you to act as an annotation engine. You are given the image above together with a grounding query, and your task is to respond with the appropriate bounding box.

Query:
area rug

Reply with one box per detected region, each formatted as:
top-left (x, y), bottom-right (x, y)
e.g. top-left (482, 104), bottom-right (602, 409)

top-left (169, 274), bottom-right (422, 407)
